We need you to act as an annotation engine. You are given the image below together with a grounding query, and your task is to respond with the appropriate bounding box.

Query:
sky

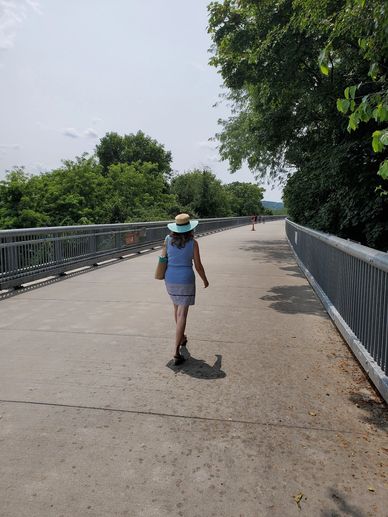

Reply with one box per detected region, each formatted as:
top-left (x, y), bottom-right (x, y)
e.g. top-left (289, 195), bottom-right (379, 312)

top-left (0, 0), bottom-right (283, 202)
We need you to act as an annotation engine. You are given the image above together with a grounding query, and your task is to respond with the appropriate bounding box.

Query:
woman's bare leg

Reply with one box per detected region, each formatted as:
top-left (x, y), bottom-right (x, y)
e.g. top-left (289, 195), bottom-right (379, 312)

top-left (173, 304), bottom-right (186, 346)
top-left (174, 305), bottom-right (189, 356)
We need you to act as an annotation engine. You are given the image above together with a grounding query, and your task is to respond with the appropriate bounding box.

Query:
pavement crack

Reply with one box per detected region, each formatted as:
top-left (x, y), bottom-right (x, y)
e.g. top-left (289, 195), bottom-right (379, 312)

top-left (0, 399), bottom-right (359, 435)
top-left (0, 327), bottom-right (244, 345)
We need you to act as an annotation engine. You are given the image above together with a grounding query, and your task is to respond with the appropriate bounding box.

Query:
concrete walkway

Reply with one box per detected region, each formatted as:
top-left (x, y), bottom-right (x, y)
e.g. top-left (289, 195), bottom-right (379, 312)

top-left (0, 221), bottom-right (387, 517)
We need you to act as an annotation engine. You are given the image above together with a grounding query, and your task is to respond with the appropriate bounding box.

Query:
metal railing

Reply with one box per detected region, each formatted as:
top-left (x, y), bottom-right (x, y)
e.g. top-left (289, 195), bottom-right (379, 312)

top-left (286, 219), bottom-right (388, 388)
top-left (0, 216), bottom-right (283, 290)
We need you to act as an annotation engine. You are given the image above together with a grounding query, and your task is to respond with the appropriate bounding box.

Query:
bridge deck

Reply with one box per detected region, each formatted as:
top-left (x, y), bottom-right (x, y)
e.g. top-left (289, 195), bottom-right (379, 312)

top-left (0, 221), bottom-right (387, 516)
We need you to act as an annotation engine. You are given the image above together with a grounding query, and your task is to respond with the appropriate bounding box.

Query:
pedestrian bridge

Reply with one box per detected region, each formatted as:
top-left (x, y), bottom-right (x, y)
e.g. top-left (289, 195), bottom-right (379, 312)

top-left (0, 220), bottom-right (387, 516)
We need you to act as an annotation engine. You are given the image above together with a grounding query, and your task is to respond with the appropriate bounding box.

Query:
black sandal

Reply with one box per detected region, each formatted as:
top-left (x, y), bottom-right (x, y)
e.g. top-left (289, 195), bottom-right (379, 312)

top-left (180, 336), bottom-right (188, 347)
top-left (173, 354), bottom-right (185, 366)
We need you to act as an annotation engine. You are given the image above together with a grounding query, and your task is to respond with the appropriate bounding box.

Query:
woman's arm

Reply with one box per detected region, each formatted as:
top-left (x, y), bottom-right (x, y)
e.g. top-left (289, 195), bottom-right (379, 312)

top-left (160, 236), bottom-right (168, 258)
top-left (193, 240), bottom-right (209, 288)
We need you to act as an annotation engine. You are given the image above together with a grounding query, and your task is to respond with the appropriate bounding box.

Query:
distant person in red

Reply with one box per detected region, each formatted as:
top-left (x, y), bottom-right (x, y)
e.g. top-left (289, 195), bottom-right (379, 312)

top-left (251, 214), bottom-right (257, 231)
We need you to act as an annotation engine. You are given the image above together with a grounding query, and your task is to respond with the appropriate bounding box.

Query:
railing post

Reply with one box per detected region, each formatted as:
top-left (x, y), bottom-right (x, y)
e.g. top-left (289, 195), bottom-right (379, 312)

top-left (54, 233), bottom-right (64, 269)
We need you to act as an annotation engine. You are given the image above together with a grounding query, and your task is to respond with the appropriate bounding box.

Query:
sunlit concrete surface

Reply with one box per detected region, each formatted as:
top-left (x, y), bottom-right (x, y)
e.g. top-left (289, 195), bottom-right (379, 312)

top-left (0, 221), bottom-right (387, 516)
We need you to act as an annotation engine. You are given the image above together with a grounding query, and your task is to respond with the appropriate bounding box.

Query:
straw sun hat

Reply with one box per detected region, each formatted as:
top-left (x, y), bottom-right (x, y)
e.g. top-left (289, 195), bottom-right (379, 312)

top-left (167, 213), bottom-right (198, 233)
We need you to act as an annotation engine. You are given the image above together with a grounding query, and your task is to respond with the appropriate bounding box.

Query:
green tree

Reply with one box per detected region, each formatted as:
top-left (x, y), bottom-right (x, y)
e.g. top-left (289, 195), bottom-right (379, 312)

top-left (0, 155), bottom-right (178, 229)
top-left (224, 181), bottom-right (265, 216)
top-left (208, 0), bottom-right (361, 176)
top-left (305, 0), bottom-right (388, 179)
top-left (96, 131), bottom-right (173, 177)
top-left (171, 169), bottom-right (232, 217)
top-left (208, 0), bottom-right (388, 249)
top-left (40, 155), bottom-right (109, 226)
top-left (105, 162), bottom-right (177, 222)
top-left (283, 141), bottom-right (388, 249)
top-left (0, 168), bottom-right (50, 228)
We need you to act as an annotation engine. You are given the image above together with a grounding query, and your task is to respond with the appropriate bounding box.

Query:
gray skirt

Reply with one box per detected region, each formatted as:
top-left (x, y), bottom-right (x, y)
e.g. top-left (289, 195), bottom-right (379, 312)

top-left (165, 281), bottom-right (196, 306)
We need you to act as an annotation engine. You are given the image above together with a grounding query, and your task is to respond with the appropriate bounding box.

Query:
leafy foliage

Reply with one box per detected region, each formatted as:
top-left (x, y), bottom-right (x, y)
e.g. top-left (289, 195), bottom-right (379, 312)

top-left (283, 141), bottom-right (388, 249)
top-left (171, 169), bottom-right (233, 217)
top-left (105, 162), bottom-right (176, 222)
top-left (96, 131), bottom-right (173, 177)
top-left (208, 0), bottom-right (388, 249)
top-left (295, 0), bottom-right (388, 179)
top-left (0, 134), bottom-right (267, 228)
top-left (224, 181), bottom-right (265, 216)
top-left (0, 155), bottom-right (175, 228)
top-left (0, 168), bottom-right (51, 228)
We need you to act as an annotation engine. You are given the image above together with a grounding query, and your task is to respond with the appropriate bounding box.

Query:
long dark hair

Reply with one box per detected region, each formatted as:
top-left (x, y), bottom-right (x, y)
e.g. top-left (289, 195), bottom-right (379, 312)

top-left (170, 230), bottom-right (194, 248)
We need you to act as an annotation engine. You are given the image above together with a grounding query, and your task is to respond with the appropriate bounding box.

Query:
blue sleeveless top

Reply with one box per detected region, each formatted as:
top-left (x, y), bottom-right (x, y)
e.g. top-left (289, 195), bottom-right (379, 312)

top-left (165, 236), bottom-right (195, 285)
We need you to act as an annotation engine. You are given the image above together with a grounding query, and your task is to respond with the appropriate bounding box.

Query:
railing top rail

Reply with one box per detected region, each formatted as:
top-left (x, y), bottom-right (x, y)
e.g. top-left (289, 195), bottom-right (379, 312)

top-left (286, 218), bottom-right (388, 273)
top-left (0, 221), bottom-right (165, 236)
top-left (0, 216), bottom-right (281, 238)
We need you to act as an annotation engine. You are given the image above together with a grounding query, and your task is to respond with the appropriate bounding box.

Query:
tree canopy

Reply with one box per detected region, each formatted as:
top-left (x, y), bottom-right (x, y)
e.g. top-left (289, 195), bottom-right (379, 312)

top-left (96, 131), bottom-right (173, 177)
top-left (0, 156), bottom-right (176, 227)
top-left (208, 0), bottom-right (388, 249)
top-left (224, 181), bottom-right (265, 216)
top-left (308, 0), bottom-right (388, 179)
top-left (171, 169), bottom-right (233, 217)
top-left (0, 133), bottom-right (267, 229)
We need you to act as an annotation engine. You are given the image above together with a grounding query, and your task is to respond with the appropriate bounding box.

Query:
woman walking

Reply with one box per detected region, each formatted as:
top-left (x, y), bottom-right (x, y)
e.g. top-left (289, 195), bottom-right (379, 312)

top-left (162, 214), bottom-right (209, 365)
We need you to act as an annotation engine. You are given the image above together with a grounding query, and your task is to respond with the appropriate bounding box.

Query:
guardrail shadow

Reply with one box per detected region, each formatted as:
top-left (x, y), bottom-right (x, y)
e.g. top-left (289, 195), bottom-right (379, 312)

top-left (240, 240), bottom-right (306, 278)
top-left (166, 350), bottom-right (226, 379)
top-left (279, 264), bottom-right (305, 279)
top-left (239, 240), bottom-right (295, 265)
top-left (239, 239), bottom-right (326, 316)
top-left (260, 284), bottom-right (328, 317)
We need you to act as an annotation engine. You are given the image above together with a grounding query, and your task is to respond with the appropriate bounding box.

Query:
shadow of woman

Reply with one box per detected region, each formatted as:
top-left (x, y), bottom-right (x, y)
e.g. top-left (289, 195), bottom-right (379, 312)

top-left (167, 349), bottom-right (226, 379)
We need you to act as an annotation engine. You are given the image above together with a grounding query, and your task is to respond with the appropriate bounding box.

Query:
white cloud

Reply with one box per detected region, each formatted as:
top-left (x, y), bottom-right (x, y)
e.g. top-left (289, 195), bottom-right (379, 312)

top-left (36, 120), bottom-right (50, 130)
top-left (189, 61), bottom-right (207, 73)
top-left (0, 143), bottom-right (20, 149)
top-left (0, 0), bottom-right (41, 50)
top-left (62, 127), bottom-right (99, 139)
top-left (63, 128), bottom-right (81, 139)
top-left (197, 140), bottom-right (217, 151)
top-left (196, 140), bottom-right (219, 163)
top-left (84, 128), bottom-right (98, 139)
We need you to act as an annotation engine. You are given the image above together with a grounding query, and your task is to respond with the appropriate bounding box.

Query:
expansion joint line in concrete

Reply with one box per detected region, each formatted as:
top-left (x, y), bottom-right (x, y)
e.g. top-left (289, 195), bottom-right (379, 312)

top-left (0, 399), bottom-right (358, 435)
top-left (1, 327), bottom-right (241, 345)
top-left (3, 297), bottom-right (261, 310)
